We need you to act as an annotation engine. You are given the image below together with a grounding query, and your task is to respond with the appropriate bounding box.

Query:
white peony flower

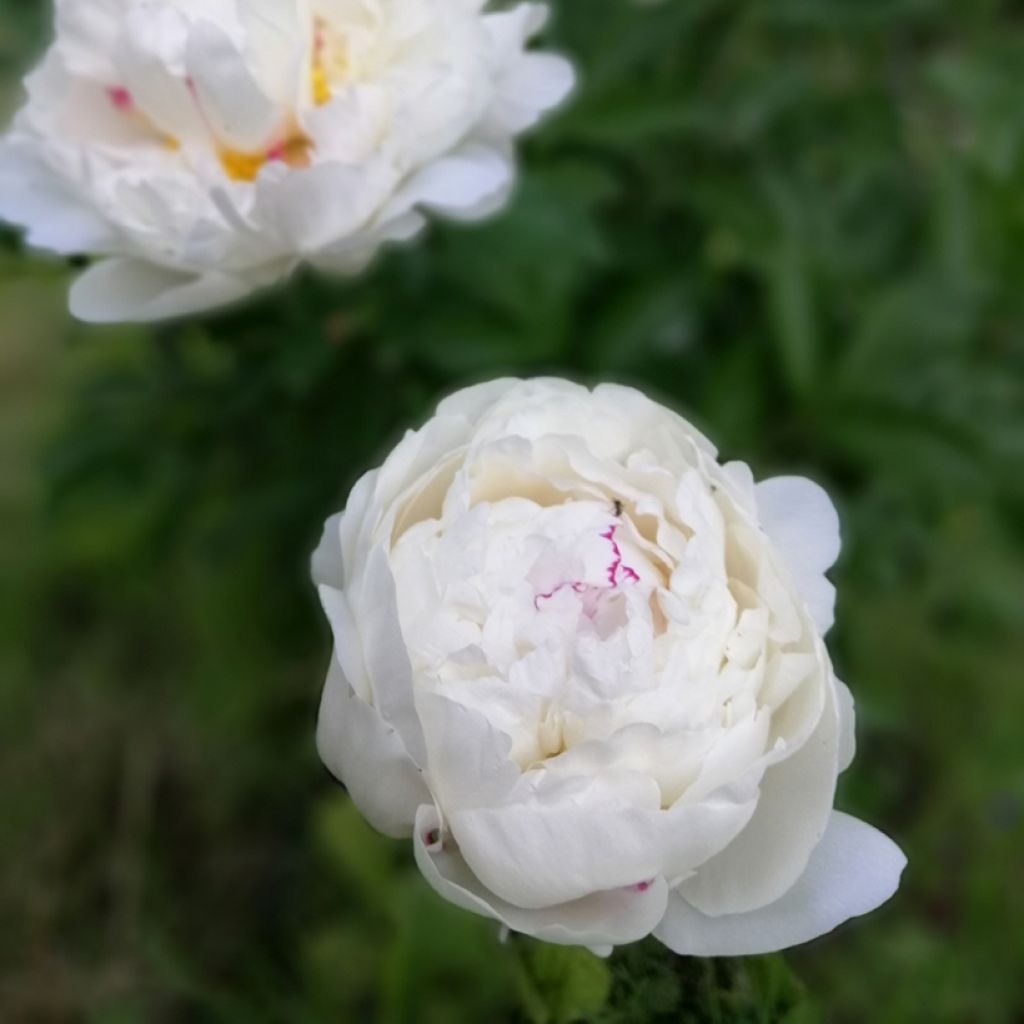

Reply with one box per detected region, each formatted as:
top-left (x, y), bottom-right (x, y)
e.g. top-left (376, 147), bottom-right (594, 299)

top-left (312, 378), bottom-right (906, 956)
top-left (0, 0), bottom-right (573, 323)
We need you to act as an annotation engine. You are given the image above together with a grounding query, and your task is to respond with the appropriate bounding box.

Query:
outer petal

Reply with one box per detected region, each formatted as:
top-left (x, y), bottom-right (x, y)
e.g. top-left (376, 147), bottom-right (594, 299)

top-left (414, 805), bottom-right (669, 948)
top-left (659, 778), bottom-right (762, 887)
top-left (317, 657), bottom-right (430, 838)
top-left (55, 0), bottom-right (123, 79)
top-left (448, 772), bottom-right (664, 909)
top-left (317, 586), bottom-right (371, 702)
top-left (756, 476), bottom-right (841, 634)
top-left (69, 258), bottom-right (252, 323)
top-left (434, 378), bottom-right (523, 423)
top-left (311, 512), bottom-right (345, 590)
top-left (416, 692), bottom-right (520, 810)
top-left (355, 546), bottom-right (429, 766)
top-left (257, 162), bottom-right (382, 253)
top-left (655, 812), bottom-right (906, 956)
top-left (677, 666), bottom-right (839, 916)
top-left (381, 144), bottom-right (514, 224)
top-left (835, 676), bottom-right (856, 773)
top-left (0, 144), bottom-right (118, 254)
top-left (480, 5), bottom-right (575, 135)
top-left (486, 52), bottom-right (576, 134)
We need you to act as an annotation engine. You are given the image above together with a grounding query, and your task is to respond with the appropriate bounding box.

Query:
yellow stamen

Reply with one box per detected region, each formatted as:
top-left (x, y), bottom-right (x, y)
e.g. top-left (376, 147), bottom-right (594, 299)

top-left (311, 16), bottom-right (348, 106)
top-left (220, 149), bottom-right (266, 182)
top-left (311, 65), bottom-right (332, 106)
top-left (219, 133), bottom-right (314, 182)
top-left (274, 136), bottom-right (313, 168)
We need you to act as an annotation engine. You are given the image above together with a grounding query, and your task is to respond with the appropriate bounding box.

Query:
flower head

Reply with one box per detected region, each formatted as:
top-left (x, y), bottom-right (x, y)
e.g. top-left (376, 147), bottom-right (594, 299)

top-left (0, 0), bottom-right (573, 322)
top-left (313, 378), bottom-right (906, 955)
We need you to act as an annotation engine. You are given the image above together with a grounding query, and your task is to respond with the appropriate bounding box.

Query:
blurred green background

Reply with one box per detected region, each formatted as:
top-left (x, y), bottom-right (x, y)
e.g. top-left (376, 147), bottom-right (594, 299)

top-left (2, 0), bottom-right (1023, 1021)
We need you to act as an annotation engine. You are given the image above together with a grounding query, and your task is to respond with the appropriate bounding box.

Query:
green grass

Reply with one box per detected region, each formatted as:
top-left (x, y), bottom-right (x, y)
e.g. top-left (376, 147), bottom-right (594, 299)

top-left (1, 0), bottom-right (1023, 1020)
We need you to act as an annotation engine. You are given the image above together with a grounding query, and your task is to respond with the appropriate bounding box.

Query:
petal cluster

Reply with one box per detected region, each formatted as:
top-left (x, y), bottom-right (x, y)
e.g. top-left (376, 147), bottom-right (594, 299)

top-left (0, 0), bottom-right (573, 322)
top-left (313, 378), bottom-right (906, 955)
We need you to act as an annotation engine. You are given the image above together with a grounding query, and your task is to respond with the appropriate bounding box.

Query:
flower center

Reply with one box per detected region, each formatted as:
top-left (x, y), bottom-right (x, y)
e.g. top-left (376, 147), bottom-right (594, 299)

top-left (219, 133), bottom-right (314, 182)
top-left (534, 523), bottom-right (641, 613)
top-left (101, 14), bottom-right (348, 181)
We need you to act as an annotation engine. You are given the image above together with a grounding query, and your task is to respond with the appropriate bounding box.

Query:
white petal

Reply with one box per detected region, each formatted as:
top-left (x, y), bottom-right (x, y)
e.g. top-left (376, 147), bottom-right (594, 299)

top-left (655, 812), bottom-right (906, 956)
top-left (317, 657), bottom-right (430, 839)
top-left (69, 259), bottom-right (251, 323)
top-left (448, 773), bottom-right (664, 909)
top-left (487, 53), bottom-right (576, 134)
top-left (311, 205), bottom-right (427, 275)
top-left (311, 512), bottom-right (345, 590)
top-left (258, 162), bottom-right (379, 252)
top-left (414, 805), bottom-right (668, 948)
top-left (333, 468), bottom-right (381, 583)
top-left (756, 476), bottom-right (841, 634)
top-left (55, 0), bottom-right (123, 79)
top-left (435, 379), bottom-right (523, 422)
top-left (186, 20), bottom-right (281, 151)
top-left (677, 672), bottom-right (839, 916)
top-left (237, 0), bottom-right (308, 108)
top-left (115, 7), bottom-right (210, 144)
top-left (317, 585), bottom-right (371, 703)
top-left (835, 676), bottom-right (856, 774)
top-left (383, 144), bottom-right (514, 222)
top-left (660, 778), bottom-right (762, 886)
top-left (0, 144), bottom-right (118, 254)
top-left (356, 545), bottom-right (428, 766)
top-left (416, 692), bottom-right (520, 810)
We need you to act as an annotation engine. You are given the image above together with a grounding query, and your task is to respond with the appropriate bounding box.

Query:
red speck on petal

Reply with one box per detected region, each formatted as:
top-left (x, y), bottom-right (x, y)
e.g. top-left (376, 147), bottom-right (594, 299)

top-left (629, 880), bottom-right (654, 893)
top-left (107, 86), bottom-right (133, 111)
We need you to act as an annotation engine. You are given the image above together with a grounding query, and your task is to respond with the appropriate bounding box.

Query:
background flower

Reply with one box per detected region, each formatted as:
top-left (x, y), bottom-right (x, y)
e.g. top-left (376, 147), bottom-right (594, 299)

top-left (0, 0), bottom-right (573, 322)
top-left (312, 378), bottom-right (905, 954)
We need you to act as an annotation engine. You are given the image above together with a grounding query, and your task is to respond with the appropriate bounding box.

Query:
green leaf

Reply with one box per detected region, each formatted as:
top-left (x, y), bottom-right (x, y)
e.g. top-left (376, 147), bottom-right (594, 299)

top-left (517, 943), bottom-right (613, 1024)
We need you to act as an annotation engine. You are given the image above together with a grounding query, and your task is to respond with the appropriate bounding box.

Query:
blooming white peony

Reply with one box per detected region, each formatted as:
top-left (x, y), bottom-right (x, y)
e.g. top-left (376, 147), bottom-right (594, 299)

top-left (312, 378), bottom-right (906, 955)
top-left (0, 0), bottom-right (573, 323)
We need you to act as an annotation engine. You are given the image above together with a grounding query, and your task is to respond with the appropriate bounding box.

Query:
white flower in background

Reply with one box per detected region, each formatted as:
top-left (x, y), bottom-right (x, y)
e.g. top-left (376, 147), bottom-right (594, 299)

top-left (313, 378), bottom-right (906, 956)
top-left (0, 1), bottom-right (573, 323)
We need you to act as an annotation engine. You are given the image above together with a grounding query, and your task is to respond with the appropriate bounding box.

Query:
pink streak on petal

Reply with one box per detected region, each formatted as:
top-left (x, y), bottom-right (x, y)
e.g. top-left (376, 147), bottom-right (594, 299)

top-left (534, 580), bottom-right (588, 609)
top-left (601, 524), bottom-right (641, 588)
top-left (534, 524), bottom-right (641, 611)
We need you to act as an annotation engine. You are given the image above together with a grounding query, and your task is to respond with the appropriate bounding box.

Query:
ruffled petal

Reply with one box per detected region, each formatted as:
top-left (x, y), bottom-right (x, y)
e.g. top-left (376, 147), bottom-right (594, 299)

top-left (69, 258), bottom-right (251, 323)
top-left (756, 476), bottom-right (841, 634)
top-left (655, 812), bottom-right (906, 956)
top-left (317, 657), bottom-right (431, 838)
top-left (448, 772), bottom-right (663, 909)
top-left (676, 670), bottom-right (839, 916)
top-left (186, 20), bottom-right (281, 151)
top-left (414, 805), bottom-right (669, 948)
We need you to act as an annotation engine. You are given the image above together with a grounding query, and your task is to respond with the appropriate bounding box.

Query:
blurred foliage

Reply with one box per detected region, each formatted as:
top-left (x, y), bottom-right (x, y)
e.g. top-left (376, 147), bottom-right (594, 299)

top-left (2, 0), bottom-right (1024, 1021)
